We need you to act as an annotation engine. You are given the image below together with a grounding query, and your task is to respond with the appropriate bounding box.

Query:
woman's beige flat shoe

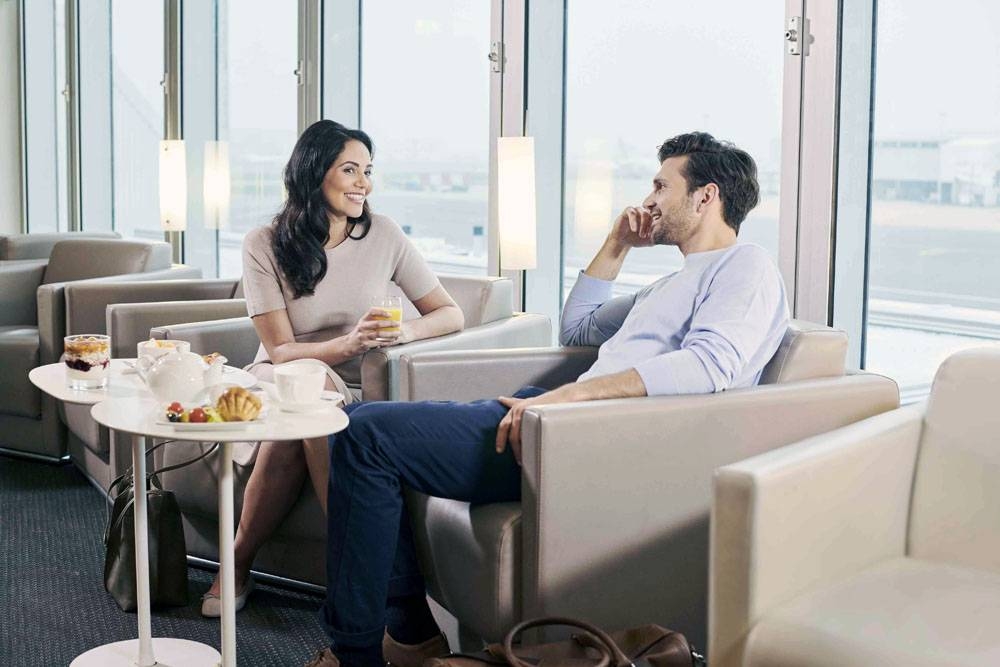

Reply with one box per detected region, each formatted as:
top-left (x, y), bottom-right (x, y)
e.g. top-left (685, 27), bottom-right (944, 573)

top-left (201, 576), bottom-right (255, 618)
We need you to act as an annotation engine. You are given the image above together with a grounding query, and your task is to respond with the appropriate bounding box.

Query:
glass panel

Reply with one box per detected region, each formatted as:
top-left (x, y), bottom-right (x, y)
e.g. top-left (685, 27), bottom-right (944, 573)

top-left (55, 0), bottom-right (68, 231)
top-left (110, 1), bottom-right (164, 239)
top-left (864, 0), bottom-right (1000, 399)
top-left (563, 1), bottom-right (783, 299)
top-left (217, 1), bottom-right (298, 278)
top-left (20, 0), bottom-right (68, 232)
top-left (361, 0), bottom-right (490, 275)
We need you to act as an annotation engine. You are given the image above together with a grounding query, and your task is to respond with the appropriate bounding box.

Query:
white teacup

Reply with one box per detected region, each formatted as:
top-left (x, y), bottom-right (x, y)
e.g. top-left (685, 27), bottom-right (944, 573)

top-left (273, 362), bottom-right (326, 408)
top-left (137, 338), bottom-right (191, 363)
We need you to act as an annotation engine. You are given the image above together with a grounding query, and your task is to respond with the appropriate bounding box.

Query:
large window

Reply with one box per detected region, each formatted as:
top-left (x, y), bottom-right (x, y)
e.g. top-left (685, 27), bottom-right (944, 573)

top-left (562, 1), bottom-right (784, 299)
top-left (217, 1), bottom-right (298, 277)
top-left (864, 0), bottom-right (1000, 398)
top-left (361, 0), bottom-right (491, 275)
top-left (110, 1), bottom-right (164, 240)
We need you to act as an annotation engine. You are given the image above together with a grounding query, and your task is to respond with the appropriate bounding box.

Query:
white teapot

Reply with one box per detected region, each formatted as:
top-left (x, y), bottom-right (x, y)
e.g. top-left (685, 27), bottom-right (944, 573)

top-left (136, 350), bottom-right (227, 405)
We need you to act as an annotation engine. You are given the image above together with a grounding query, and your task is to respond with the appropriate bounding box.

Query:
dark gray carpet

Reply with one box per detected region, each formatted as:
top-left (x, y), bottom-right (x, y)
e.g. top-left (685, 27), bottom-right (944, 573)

top-left (0, 454), bottom-right (330, 666)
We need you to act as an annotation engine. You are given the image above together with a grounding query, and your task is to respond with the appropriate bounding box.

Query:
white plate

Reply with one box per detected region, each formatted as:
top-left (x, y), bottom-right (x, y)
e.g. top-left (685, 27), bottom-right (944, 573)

top-left (154, 419), bottom-right (266, 431)
top-left (153, 400), bottom-right (270, 430)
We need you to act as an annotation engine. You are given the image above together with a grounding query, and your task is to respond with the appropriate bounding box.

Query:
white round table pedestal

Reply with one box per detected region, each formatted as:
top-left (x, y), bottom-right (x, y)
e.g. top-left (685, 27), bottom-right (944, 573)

top-left (70, 638), bottom-right (221, 666)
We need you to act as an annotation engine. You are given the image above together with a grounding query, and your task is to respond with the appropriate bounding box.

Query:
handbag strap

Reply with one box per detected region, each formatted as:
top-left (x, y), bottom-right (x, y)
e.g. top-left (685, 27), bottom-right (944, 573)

top-left (107, 440), bottom-right (172, 501)
top-left (502, 617), bottom-right (628, 667)
top-left (104, 441), bottom-right (221, 545)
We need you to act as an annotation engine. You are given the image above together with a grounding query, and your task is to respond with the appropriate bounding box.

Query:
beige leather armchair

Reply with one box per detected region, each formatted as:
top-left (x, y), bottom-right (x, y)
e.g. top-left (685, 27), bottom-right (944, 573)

top-left (397, 321), bottom-right (900, 650)
top-left (709, 347), bottom-right (1000, 667)
top-left (59, 278), bottom-right (244, 489)
top-left (126, 275), bottom-right (551, 586)
top-left (0, 239), bottom-right (199, 461)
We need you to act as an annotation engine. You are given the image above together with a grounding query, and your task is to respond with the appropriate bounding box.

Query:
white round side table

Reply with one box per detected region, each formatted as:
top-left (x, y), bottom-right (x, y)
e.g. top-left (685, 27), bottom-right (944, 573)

top-left (29, 361), bottom-right (348, 667)
top-left (89, 396), bottom-right (348, 667)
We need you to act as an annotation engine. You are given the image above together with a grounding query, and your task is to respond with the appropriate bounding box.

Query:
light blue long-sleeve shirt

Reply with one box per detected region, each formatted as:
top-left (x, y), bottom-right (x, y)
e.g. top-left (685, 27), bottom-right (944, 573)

top-left (560, 244), bottom-right (789, 396)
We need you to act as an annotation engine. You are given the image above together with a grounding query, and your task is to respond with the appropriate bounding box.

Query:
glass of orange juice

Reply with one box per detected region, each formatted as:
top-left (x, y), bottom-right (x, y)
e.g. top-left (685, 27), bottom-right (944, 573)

top-left (371, 295), bottom-right (403, 342)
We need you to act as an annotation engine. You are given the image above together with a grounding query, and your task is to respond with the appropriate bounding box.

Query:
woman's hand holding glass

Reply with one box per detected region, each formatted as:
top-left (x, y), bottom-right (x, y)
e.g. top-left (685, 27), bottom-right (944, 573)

top-left (342, 308), bottom-right (400, 356)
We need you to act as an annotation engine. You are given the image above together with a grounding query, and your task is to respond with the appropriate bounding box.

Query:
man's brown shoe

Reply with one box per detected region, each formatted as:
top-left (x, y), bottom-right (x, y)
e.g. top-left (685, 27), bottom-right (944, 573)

top-left (382, 631), bottom-right (451, 667)
top-left (304, 647), bottom-right (340, 667)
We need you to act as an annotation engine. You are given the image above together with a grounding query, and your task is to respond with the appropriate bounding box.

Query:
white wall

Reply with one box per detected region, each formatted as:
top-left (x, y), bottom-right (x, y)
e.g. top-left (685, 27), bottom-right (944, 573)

top-left (0, 0), bottom-right (24, 234)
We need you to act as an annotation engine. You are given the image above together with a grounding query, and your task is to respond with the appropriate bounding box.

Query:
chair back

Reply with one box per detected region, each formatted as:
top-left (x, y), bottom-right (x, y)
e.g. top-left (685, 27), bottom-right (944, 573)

top-left (908, 347), bottom-right (1000, 573)
top-left (0, 231), bottom-right (120, 260)
top-left (389, 274), bottom-right (514, 327)
top-left (42, 239), bottom-right (171, 284)
top-left (759, 319), bottom-right (848, 385)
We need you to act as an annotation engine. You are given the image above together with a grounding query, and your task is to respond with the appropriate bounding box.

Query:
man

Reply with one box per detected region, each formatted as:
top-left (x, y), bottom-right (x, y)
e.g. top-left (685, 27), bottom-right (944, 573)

top-left (306, 132), bottom-right (789, 667)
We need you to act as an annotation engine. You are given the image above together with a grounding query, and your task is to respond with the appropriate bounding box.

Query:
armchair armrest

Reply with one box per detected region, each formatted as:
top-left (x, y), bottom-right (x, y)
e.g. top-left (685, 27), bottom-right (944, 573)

top-left (108, 298), bottom-right (248, 358)
top-left (361, 313), bottom-right (552, 400)
top-left (708, 402), bottom-right (922, 666)
top-left (66, 278), bottom-right (239, 340)
top-left (0, 262), bottom-right (47, 326)
top-left (151, 315), bottom-right (259, 369)
top-left (512, 372), bottom-right (900, 641)
top-left (397, 345), bottom-right (598, 401)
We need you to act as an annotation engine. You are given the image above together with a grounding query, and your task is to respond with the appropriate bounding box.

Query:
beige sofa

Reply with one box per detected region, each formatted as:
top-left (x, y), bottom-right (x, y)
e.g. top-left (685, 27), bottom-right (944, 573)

top-left (396, 321), bottom-right (900, 650)
top-left (123, 275), bottom-right (551, 585)
top-left (709, 347), bottom-right (1000, 666)
top-left (0, 239), bottom-right (199, 461)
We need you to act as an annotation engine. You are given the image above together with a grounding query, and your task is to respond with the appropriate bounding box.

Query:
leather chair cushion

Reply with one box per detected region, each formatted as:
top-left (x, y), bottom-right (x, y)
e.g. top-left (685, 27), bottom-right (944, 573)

top-left (0, 232), bottom-right (120, 260)
top-left (0, 326), bottom-right (41, 418)
top-left (760, 319), bottom-right (847, 385)
top-left (42, 239), bottom-right (171, 284)
top-left (413, 495), bottom-right (522, 642)
top-left (746, 557), bottom-right (1000, 666)
top-left (909, 347), bottom-right (1000, 573)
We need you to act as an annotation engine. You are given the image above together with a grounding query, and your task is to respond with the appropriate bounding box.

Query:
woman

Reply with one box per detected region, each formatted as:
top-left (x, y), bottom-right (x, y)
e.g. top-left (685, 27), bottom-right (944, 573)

top-left (201, 120), bottom-right (465, 616)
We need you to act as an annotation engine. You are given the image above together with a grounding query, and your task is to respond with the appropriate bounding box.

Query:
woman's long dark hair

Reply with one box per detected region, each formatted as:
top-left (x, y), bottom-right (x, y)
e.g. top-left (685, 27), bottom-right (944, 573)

top-left (272, 120), bottom-right (374, 299)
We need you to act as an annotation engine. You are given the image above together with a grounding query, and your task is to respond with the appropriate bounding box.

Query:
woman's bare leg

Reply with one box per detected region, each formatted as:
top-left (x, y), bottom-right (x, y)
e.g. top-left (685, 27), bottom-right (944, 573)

top-left (303, 436), bottom-right (331, 514)
top-left (302, 376), bottom-right (347, 515)
top-left (206, 439), bottom-right (307, 596)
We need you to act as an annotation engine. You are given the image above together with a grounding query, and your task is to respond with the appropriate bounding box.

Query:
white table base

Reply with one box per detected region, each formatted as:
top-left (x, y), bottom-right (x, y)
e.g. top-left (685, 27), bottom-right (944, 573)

top-left (70, 638), bottom-right (221, 666)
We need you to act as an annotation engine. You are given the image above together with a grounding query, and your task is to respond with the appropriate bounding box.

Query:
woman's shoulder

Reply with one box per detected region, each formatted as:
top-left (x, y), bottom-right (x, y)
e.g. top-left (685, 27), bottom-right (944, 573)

top-left (243, 223), bottom-right (276, 254)
top-left (366, 213), bottom-right (409, 246)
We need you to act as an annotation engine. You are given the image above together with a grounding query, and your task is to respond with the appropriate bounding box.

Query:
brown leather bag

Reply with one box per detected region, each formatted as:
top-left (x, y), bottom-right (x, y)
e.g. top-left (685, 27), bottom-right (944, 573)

top-left (425, 617), bottom-right (705, 667)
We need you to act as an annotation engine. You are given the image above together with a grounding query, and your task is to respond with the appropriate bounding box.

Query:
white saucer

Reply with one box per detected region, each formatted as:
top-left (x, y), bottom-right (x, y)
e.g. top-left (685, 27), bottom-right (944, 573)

top-left (276, 392), bottom-right (344, 413)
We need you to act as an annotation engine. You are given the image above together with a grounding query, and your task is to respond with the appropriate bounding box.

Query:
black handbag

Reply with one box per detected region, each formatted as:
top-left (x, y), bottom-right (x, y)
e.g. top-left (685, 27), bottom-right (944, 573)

top-left (104, 440), bottom-right (219, 611)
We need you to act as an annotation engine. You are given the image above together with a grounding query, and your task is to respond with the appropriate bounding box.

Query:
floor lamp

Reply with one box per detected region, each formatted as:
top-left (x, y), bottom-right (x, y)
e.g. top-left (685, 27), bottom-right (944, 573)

top-left (159, 139), bottom-right (186, 263)
top-left (497, 136), bottom-right (538, 311)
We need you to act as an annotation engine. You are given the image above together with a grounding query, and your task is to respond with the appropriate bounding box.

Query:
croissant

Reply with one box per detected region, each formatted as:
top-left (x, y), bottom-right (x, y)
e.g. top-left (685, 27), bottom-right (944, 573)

top-left (216, 386), bottom-right (262, 422)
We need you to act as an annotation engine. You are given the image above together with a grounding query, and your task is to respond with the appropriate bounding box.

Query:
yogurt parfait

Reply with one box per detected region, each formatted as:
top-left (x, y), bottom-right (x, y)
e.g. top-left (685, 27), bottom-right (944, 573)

top-left (64, 334), bottom-right (111, 388)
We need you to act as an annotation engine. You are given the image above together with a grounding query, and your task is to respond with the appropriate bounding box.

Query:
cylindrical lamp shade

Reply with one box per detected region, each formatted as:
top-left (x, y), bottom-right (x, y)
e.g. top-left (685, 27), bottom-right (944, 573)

top-left (497, 136), bottom-right (537, 270)
top-left (159, 140), bottom-right (187, 231)
top-left (203, 141), bottom-right (231, 229)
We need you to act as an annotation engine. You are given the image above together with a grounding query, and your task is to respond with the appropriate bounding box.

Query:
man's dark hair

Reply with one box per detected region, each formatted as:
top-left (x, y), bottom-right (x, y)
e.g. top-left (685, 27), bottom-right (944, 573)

top-left (657, 132), bottom-right (759, 234)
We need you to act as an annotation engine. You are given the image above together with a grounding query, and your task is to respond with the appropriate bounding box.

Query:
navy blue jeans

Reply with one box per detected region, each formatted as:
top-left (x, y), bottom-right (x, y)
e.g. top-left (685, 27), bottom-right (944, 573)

top-left (320, 386), bottom-right (545, 648)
